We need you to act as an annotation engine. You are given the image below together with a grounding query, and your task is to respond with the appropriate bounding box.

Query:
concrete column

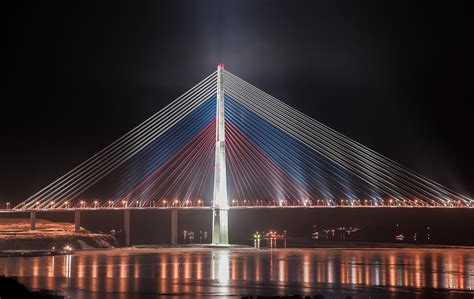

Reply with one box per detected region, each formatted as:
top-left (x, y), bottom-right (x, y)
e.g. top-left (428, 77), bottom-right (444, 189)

top-left (74, 210), bottom-right (81, 232)
top-left (124, 210), bottom-right (131, 247)
top-left (171, 209), bottom-right (178, 245)
top-left (30, 211), bottom-right (36, 231)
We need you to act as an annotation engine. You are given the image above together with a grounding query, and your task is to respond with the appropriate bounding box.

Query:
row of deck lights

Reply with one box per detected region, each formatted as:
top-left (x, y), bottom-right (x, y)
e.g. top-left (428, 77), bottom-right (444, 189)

top-left (229, 198), bottom-right (472, 207)
top-left (8, 199), bottom-right (207, 210)
top-left (2, 199), bottom-right (473, 209)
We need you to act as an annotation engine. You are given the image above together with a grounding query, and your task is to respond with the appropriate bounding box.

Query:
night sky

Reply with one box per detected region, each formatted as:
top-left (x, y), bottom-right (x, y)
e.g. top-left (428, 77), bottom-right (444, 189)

top-left (3, 1), bottom-right (473, 208)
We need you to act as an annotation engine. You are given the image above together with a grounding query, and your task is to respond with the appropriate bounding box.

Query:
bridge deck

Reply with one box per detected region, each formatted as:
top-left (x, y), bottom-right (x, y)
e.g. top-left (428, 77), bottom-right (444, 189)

top-left (0, 205), bottom-right (471, 213)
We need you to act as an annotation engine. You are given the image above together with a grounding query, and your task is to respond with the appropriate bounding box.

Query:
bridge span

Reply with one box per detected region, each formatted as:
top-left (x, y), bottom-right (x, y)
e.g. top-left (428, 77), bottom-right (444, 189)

top-left (3, 65), bottom-right (472, 246)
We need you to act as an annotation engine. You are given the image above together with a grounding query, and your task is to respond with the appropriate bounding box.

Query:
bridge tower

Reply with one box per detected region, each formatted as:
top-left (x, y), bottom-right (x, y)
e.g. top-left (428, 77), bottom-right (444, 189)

top-left (212, 64), bottom-right (229, 245)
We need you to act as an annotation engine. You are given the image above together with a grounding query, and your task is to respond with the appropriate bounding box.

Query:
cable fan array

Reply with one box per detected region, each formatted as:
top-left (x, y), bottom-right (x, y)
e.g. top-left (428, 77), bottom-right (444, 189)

top-left (95, 97), bottom-right (216, 208)
top-left (16, 73), bottom-right (217, 209)
top-left (223, 69), bottom-right (471, 208)
top-left (14, 68), bottom-right (472, 210)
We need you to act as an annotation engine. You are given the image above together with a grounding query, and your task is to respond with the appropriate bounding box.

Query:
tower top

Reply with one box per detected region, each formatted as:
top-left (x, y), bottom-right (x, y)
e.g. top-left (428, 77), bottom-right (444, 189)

top-left (218, 63), bottom-right (224, 68)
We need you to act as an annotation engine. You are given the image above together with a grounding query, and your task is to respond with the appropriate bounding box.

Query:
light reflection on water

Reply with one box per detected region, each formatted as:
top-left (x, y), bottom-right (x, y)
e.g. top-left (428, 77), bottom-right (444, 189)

top-left (0, 248), bottom-right (473, 298)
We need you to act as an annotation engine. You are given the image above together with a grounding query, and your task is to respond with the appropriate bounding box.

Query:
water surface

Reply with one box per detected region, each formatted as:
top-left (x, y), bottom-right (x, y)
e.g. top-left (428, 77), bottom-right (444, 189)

top-left (1, 247), bottom-right (473, 298)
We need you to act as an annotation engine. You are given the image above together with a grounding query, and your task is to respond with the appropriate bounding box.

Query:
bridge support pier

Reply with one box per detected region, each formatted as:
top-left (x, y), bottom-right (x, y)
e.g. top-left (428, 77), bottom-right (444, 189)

top-left (212, 208), bottom-right (229, 244)
top-left (171, 209), bottom-right (178, 245)
top-left (74, 210), bottom-right (81, 232)
top-left (30, 211), bottom-right (36, 231)
top-left (124, 210), bottom-right (131, 247)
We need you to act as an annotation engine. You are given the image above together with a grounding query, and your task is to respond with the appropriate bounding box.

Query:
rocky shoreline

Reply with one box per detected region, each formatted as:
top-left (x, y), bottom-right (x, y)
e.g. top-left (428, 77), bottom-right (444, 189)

top-left (0, 218), bottom-right (118, 252)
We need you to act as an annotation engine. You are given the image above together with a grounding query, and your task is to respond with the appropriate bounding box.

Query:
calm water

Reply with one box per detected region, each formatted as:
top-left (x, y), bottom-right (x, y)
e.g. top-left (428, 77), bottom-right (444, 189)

top-left (1, 247), bottom-right (473, 298)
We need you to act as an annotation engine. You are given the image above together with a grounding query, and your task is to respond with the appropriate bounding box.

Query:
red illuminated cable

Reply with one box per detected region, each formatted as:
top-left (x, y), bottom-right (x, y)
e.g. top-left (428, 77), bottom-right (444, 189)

top-left (122, 120), bottom-right (216, 202)
top-left (126, 121), bottom-right (215, 203)
top-left (227, 133), bottom-right (279, 204)
top-left (148, 125), bottom-right (215, 202)
top-left (173, 134), bottom-right (215, 203)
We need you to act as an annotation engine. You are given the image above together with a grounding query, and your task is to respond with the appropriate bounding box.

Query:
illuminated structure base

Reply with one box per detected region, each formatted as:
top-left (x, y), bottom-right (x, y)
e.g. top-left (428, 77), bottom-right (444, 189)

top-left (212, 208), bottom-right (229, 244)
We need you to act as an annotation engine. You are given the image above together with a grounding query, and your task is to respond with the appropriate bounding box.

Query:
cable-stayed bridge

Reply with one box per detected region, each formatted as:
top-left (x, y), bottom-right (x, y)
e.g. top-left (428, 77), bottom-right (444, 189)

top-left (1, 65), bottom-right (472, 245)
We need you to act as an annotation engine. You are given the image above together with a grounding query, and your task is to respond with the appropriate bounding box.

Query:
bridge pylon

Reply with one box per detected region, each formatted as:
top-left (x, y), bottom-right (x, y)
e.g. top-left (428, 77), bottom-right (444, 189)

top-left (212, 64), bottom-right (229, 245)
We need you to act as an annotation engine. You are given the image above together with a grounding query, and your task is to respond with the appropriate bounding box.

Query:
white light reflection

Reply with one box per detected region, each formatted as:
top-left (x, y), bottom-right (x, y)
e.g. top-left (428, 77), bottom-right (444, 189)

top-left (212, 250), bottom-right (230, 284)
top-left (64, 255), bottom-right (71, 278)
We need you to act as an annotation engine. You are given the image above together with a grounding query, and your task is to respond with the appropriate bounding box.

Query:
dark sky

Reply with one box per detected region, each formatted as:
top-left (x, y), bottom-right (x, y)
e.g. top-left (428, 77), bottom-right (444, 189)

top-left (3, 0), bottom-right (473, 205)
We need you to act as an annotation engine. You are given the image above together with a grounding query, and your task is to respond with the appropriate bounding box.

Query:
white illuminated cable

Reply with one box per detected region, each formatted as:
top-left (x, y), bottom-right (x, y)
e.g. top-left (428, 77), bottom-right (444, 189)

top-left (225, 86), bottom-right (429, 205)
top-left (19, 73), bottom-right (217, 209)
top-left (227, 85), bottom-right (456, 209)
top-left (226, 86), bottom-right (431, 205)
top-left (226, 100), bottom-right (394, 202)
top-left (52, 88), bottom-right (216, 208)
top-left (19, 74), bottom-right (217, 209)
top-left (110, 102), bottom-right (216, 202)
top-left (226, 86), bottom-right (438, 206)
top-left (20, 73), bottom-right (217, 208)
top-left (227, 103), bottom-right (369, 201)
top-left (226, 101), bottom-right (365, 200)
top-left (106, 100), bottom-right (216, 191)
top-left (127, 119), bottom-right (215, 204)
top-left (226, 100), bottom-right (375, 201)
top-left (226, 81), bottom-right (445, 206)
top-left (224, 74), bottom-right (426, 197)
top-left (43, 84), bottom-right (216, 209)
top-left (227, 74), bottom-right (462, 206)
top-left (224, 70), bottom-right (471, 204)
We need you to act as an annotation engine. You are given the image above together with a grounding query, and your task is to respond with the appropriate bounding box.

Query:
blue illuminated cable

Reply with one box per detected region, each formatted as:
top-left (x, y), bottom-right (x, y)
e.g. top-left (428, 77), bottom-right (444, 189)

top-left (18, 72), bottom-right (217, 209)
top-left (225, 86), bottom-right (425, 204)
top-left (111, 97), bottom-right (216, 202)
top-left (225, 71), bottom-right (469, 205)
top-left (49, 83), bottom-right (216, 208)
top-left (227, 88), bottom-right (408, 204)
top-left (226, 98), bottom-right (384, 203)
